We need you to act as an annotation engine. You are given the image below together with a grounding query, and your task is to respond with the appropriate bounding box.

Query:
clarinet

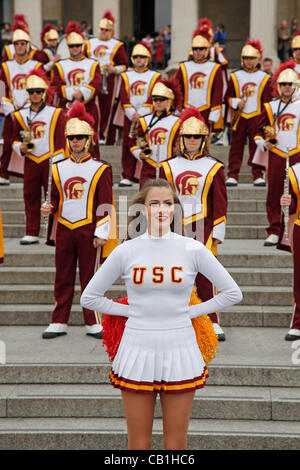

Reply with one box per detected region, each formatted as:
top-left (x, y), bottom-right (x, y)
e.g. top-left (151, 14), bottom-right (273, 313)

top-left (283, 146), bottom-right (290, 240)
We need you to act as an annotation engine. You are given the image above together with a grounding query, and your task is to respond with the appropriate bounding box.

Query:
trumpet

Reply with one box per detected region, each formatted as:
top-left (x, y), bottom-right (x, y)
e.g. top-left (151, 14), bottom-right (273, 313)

top-left (263, 124), bottom-right (278, 147)
top-left (136, 135), bottom-right (153, 157)
top-left (20, 128), bottom-right (35, 151)
top-left (101, 67), bottom-right (109, 95)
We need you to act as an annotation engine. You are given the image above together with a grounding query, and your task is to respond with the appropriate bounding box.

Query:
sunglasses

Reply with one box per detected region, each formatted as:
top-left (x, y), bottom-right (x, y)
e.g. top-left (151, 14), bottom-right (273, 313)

top-left (67, 135), bottom-right (87, 141)
top-left (152, 96), bottom-right (168, 102)
top-left (184, 135), bottom-right (202, 139)
top-left (14, 41), bottom-right (27, 46)
top-left (132, 55), bottom-right (147, 59)
top-left (27, 89), bottom-right (44, 94)
top-left (293, 48), bottom-right (300, 51)
top-left (280, 82), bottom-right (293, 86)
top-left (242, 56), bottom-right (257, 60)
top-left (69, 44), bottom-right (82, 48)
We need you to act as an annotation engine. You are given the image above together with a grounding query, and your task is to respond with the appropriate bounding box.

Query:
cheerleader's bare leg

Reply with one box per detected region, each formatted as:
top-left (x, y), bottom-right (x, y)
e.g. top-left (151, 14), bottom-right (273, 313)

top-left (121, 390), bottom-right (157, 450)
top-left (160, 391), bottom-right (195, 450)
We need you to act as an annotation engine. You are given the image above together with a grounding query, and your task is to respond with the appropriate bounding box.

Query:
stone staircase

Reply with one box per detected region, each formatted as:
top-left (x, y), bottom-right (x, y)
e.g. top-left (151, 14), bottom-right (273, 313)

top-left (0, 144), bottom-right (300, 450)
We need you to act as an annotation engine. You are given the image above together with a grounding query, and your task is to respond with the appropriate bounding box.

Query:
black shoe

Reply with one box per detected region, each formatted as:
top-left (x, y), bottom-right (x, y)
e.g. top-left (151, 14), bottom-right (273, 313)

top-left (285, 333), bottom-right (300, 341)
top-left (42, 332), bottom-right (67, 339)
top-left (86, 332), bottom-right (104, 339)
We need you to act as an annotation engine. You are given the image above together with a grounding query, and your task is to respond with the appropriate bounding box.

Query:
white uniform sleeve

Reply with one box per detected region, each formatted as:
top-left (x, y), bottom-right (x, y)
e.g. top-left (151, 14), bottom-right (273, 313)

top-left (80, 245), bottom-right (129, 317)
top-left (189, 244), bottom-right (242, 318)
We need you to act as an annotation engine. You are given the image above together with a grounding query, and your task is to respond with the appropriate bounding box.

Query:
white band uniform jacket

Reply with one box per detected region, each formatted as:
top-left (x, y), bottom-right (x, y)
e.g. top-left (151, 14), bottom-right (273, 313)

top-left (81, 231), bottom-right (242, 393)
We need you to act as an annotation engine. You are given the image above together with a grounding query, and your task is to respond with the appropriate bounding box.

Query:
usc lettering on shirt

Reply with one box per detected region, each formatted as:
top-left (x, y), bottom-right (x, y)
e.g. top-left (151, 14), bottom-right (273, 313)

top-left (179, 60), bottom-right (221, 110)
top-left (161, 155), bottom-right (223, 224)
top-left (264, 98), bottom-right (300, 157)
top-left (132, 266), bottom-right (183, 285)
top-left (52, 157), bottom-right (109, 229)
top-left (230, 69), bottom-right (270, 118)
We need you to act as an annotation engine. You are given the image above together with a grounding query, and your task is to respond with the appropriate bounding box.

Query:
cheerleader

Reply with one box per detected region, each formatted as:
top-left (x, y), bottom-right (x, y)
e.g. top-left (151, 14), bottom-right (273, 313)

top-left (81, 178), bottom-right (242, 450)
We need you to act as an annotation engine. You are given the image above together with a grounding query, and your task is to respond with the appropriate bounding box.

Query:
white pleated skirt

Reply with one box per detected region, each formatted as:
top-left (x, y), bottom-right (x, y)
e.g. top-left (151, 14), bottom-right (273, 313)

top-left (110, 325), bottom-right (208, 394)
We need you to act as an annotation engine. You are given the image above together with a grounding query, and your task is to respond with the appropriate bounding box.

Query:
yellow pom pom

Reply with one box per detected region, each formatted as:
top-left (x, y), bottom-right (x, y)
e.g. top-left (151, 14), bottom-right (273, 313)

top-left (189, 288), bottom-right (218, 364)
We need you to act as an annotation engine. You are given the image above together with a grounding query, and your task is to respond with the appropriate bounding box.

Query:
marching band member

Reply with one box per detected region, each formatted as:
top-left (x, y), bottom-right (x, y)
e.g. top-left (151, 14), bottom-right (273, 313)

top-left (130, 77), bottom-right (183, 189)
top-left (291, 31), bottom-right (300, 78)
top-left (11, 68), bottom-right (65, 245)
top-left (41, 102), bottom-right (117, 340)
top-left (85, 10), bottom-right (128, 145)
top-left (280, 165), bottom-right (300, 341)
top-left (0, 21), bottom-right (42, 185)
top-left (52, 21), bottom-right (102, 160)
top-left (118, 41), bottom-right (160, 186)
top-left (160, 107), bottom-right (227, 340)
top-left (1, 14), bottom-right (39, 62)
top-left (36, 24), bottom-right (61, 76)
top-left (225, 39), bottom-right (273, 187)
top-left (175, 23), bottom-right (224, 132)
top-left (254, 59), bottom-right (300, 247)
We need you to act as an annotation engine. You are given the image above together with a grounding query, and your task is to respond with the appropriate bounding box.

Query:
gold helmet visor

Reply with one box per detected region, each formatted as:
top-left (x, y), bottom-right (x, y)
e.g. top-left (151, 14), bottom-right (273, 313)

top-left (67, 31), bottom-right (84, 45)
top-left (179, 116), bottom-right (209, 136)
top-left (152, 82), bottom-right (174, 100)
top-left (13, 29), bottom-right (31, 43)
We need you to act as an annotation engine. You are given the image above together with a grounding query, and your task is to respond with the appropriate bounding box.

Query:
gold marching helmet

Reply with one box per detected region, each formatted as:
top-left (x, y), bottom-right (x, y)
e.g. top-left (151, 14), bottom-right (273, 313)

top-left (99, 10), bottom-right (115, 37)
top-left (151, 77), bottom-right (183, 113)
top-left (41, 24), bottom-right (59, 47)
top-left (191, 25), bottom-right (211, 58)
top-left (179, 106), bottom-right (209, 154)
top-left (65, 102), bottom-right (95, 153)
top-left (65, 21), bottom-right (85, 46)
top-left (12, 14), bottom-right (31, 50)
top-left (291, 32), bottom-right (300, 51)
top-left (131, 41), bottom-right (152, 66)
top-left (273, 58), bottom-right (300, 98)
top-left (26, 68), bottom-right (49, 102)
top-left (241, 39), bottom-right (263, 67)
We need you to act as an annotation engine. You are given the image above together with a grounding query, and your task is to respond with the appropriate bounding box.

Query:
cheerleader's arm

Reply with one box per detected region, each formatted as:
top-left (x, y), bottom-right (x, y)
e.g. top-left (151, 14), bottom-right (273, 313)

top-left (80, 245), bottom-right (129, 317)
top-left (189, 243), bottom-right (242, 318)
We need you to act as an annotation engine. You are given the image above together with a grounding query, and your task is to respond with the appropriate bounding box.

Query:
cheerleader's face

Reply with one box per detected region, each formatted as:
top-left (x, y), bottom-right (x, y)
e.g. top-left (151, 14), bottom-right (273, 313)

top-left (144, 186), bottom-right (174, 236)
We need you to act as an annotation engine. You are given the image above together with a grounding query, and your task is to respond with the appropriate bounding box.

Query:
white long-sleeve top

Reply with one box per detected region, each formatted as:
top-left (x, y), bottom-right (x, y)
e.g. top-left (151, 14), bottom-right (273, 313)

top-left (81, 231), bottom-right (242, 330)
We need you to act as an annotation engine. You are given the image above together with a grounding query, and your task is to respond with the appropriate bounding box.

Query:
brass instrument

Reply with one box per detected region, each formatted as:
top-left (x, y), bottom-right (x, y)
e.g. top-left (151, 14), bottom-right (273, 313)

top-left (20, 128), bottom-right (35, 151)
top-left (283, 146), bottom-right (290, 240)
top-left (231, 92), bottom-right (246, 132)
top-left (263, 124), bottom-right (278, 147)
top-left (101, 67), bottom-right (109, 95)
top-left (136, 135), bottom-right (153, 157)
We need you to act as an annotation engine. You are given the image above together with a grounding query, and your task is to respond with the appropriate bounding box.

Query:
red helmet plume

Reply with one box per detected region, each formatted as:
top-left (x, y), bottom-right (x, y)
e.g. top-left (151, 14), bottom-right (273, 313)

top-left (179, 106), bottom-right (206, 125)
top-left (192, 24), bottom-right (211, 42)
top-left (245, 38), bottom-right (263, 57)
top-left (41, 23), bottom-right (58, 47)
top-left (25, 68), bottom-right (54, 104)
top-left (12, 14), bottom-right (29, 33)
top-left (102, 10), bottom-right (115, 23)
top-left (271, 58), bottom-right (298, 97)
top-left (66, 102), bottom-right (97, 144)
top-left (65, 21), bottom-right (84, 39)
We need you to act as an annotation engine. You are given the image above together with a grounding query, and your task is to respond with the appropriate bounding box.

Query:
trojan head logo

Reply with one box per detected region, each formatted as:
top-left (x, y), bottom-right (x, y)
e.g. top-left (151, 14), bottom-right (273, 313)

top-left (12, 74), bottom-right (26, 90)
top-left (94, 45), bottom-right (108, 58)
top-left (63, 176), bottom-right (87, 200)
top-left (175, 171), bottom-right (202, 196)
top-left (242, 82), bottom-right (256, 97)
top-left (68, 69), bottom-right (85, 86)
top-left (150, 127), bottom-right (168, 145)
top-left (277, 113), bottom-right (296, 132)
top-left (130, 80), bottom-right (147, 96)
top-left (190, 72), bottom-right (206, 89)
top-left (30, 121), bottom-right (46, 139)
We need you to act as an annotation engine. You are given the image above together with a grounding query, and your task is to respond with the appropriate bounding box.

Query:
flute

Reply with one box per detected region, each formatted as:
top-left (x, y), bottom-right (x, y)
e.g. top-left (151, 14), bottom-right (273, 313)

top-left (155, 144), bottom-right (160, 179)
top-left (283, 145), bottom-right (290, 240)
top-left (42, 153), bottom-right (53, 240)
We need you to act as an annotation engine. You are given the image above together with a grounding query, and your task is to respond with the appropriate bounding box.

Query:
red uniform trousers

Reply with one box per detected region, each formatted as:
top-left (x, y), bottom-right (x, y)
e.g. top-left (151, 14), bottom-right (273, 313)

top-left (292, 224), bottom-right (300, 330)
top-left (266, 151), bottom-right (300, 237)
top-left (23, 158), bottom-right (49, 236)
top-left (0, 115), bottom-right (14, 179)
top-left (227, 116), bottom-right (265, 181)
top-left (121, 116), bottom-right (138, 182)
top-left (99, 75), bottom-right (118, 145)
top-left (50, 223), bottom-right (100, 326)
top-left (139, 160), bottom-right (157, 189)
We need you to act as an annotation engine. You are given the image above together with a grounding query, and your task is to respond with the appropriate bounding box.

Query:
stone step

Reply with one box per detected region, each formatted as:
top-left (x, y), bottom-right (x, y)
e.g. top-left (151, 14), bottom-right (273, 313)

top-left (1, 383), bottom-right (299, 422)
top-left (1, 417), bottom-right (300, 450)
top-left (0, 266), bottom-right (293, 287)
top-left (0, 304), bottom-right (293, 328)
top-left (0, 283), bottom-right (294, 306)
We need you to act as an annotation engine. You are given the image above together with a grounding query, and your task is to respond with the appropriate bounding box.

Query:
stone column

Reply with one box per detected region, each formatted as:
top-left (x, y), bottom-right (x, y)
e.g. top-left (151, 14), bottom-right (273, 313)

top-left (14, 0), bottom-right (43, 47)
top-left (93, 0), bottom-right (120, 39)
top-left (166, 0), bottom-right (198, 72)
top-left (249, 0), bottom-right (279, 66)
